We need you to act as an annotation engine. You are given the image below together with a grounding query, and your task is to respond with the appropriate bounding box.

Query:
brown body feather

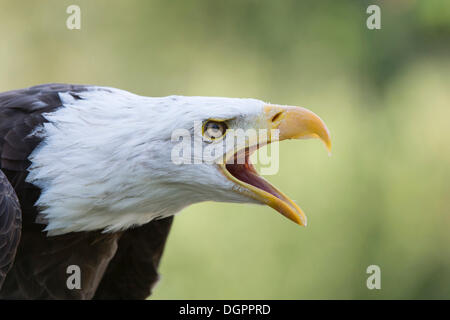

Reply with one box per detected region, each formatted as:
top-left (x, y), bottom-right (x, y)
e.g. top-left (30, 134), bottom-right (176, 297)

top-left (0, 84), bottom-right (173, 299)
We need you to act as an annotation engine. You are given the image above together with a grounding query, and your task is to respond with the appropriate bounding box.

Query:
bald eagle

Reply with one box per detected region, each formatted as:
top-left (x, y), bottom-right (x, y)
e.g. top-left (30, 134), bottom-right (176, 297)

top-left (0, 84), bottom-right (331, 299)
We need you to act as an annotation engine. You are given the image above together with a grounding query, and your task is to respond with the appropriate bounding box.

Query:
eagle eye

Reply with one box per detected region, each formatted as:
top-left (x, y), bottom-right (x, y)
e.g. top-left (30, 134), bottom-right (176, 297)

top-left (203, 120), bottom-right (228, 140)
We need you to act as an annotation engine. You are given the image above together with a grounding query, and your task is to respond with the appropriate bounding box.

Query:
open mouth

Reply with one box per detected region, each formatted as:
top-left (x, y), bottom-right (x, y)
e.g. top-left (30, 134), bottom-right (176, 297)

top-left (219, 146), bottom-right (308, 226)
top-left (225, 149), bottom-right (283, 199)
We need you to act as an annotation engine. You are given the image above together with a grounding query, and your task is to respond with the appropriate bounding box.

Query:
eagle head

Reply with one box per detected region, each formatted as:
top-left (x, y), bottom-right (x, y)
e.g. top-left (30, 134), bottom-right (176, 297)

top-left (27, 88), bottom-right (331, 235)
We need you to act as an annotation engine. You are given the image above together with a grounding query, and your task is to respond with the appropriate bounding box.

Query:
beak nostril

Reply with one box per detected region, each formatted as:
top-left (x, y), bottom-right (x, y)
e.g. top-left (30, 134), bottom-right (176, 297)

top-left (271, 112), bottom-right (283, 123)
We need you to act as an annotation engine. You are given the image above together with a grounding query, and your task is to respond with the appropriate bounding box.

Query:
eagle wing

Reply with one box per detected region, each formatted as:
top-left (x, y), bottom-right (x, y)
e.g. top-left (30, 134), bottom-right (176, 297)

top-left (0, 170), bottom-right (22, 289)
top-left (94, 216), bottom-right (174, 299)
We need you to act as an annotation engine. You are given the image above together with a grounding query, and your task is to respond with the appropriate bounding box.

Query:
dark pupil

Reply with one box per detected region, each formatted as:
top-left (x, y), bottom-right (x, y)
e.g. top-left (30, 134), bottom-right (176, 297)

top-left (206, 122), bottom-right (223, 138)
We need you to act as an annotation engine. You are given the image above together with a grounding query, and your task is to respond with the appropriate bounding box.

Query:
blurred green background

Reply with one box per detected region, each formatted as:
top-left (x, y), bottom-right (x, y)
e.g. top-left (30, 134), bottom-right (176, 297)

top-left (1, 0), bottom-right (449, 299)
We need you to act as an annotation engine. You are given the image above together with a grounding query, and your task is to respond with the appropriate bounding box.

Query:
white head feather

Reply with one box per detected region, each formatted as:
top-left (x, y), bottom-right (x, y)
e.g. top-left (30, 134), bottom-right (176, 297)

top-left (26, 87), bottom-right (266, 235)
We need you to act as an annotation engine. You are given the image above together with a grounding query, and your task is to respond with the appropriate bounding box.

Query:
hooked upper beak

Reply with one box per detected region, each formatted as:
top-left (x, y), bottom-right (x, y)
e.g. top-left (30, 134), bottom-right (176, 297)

top-left (264, 104), bottom-right (332, 154)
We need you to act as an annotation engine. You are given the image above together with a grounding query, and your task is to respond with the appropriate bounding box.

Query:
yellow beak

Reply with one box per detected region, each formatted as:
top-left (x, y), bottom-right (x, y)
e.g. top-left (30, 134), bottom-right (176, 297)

top-left (220, 104), bottom-right (331, 227)
top-left (262, 104), bottom-right (331, 225)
